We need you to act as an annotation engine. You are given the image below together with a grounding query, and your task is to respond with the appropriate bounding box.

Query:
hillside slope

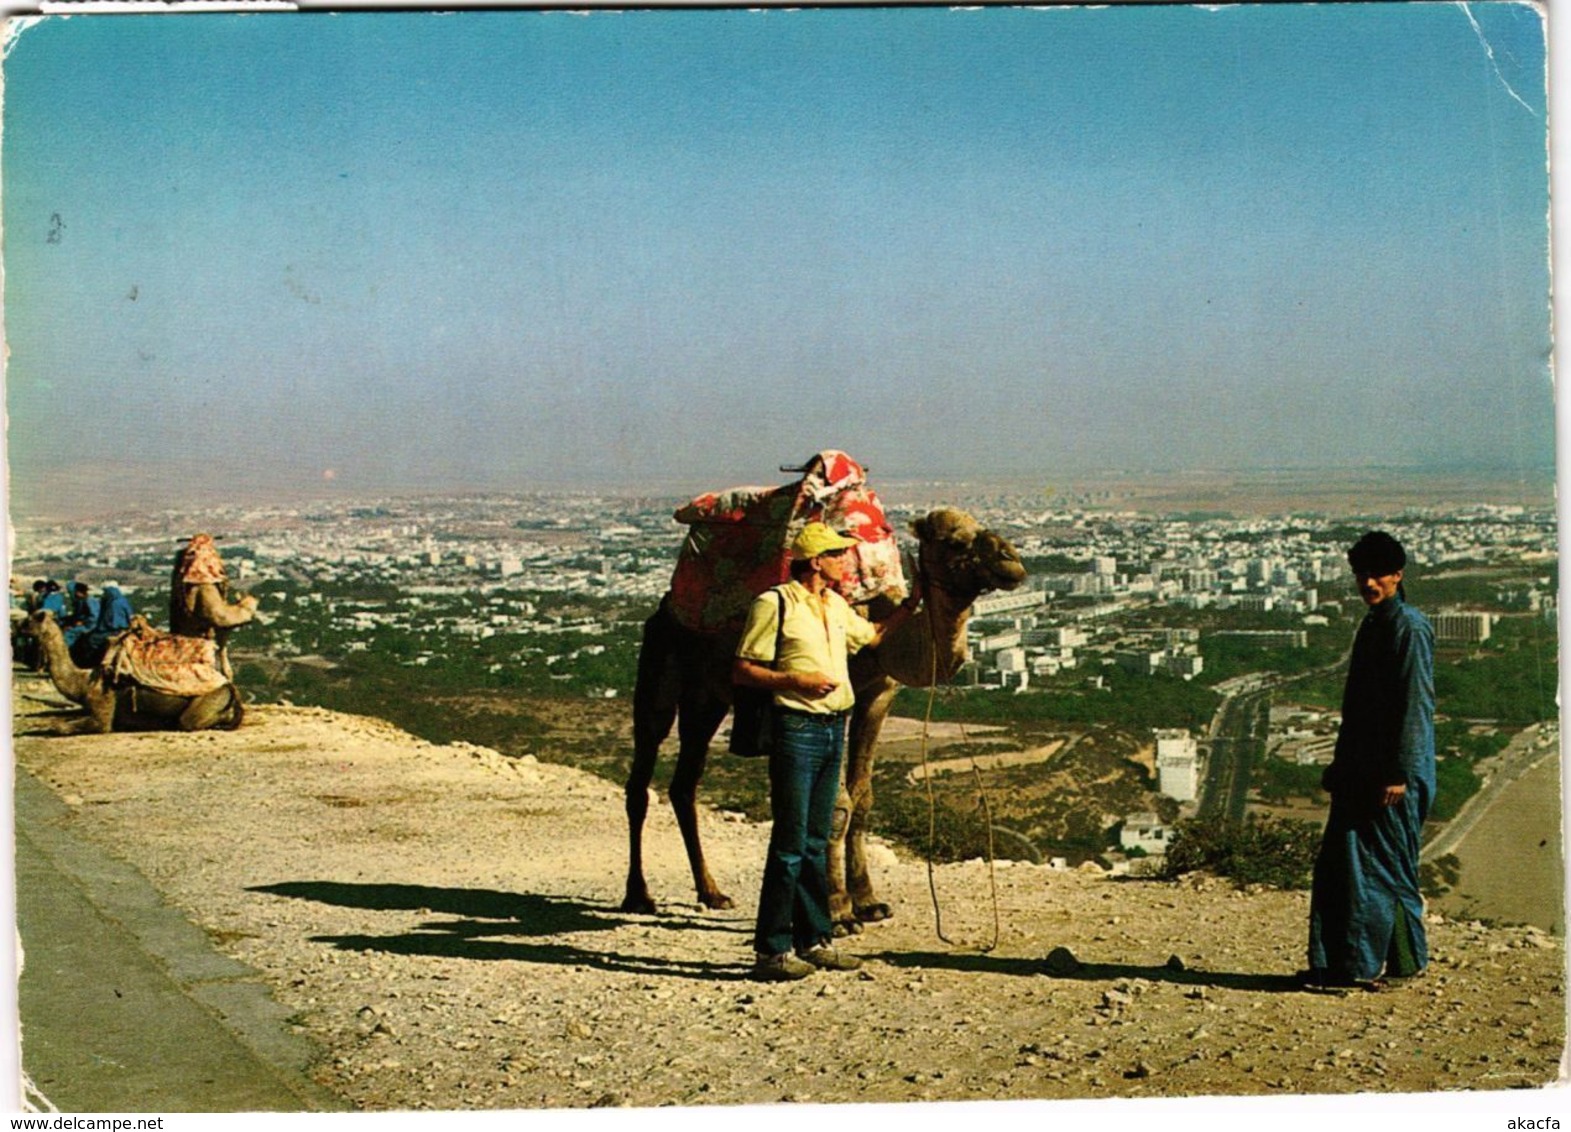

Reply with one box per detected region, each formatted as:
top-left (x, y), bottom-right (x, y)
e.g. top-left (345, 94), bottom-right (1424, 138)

top-left (10, 677), bottom-right (1566, 1111)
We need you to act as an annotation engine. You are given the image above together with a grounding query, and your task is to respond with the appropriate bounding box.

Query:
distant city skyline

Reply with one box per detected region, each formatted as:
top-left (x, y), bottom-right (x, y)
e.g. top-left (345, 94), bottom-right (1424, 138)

top-left (2, 4), bottom-right (1554, 519)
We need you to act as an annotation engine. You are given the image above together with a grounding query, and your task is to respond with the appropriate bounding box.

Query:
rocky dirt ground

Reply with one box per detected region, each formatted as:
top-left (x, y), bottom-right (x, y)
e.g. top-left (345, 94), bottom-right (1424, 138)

top-left (10, 674), bottom-right (1567, 1114)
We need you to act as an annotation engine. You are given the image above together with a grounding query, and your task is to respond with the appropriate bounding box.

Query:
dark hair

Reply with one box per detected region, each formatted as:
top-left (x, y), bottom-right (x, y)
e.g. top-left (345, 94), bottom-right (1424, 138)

top-left (1347, 530), bottom-right (1406, 575)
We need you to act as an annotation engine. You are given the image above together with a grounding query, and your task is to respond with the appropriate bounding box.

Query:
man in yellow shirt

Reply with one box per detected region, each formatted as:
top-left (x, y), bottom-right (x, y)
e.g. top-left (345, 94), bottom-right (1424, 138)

top-left (734, 522), bottom-right (919, 981)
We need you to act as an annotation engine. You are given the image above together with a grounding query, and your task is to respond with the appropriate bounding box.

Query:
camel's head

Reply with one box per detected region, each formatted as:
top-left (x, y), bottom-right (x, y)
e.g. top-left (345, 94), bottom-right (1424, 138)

top-left (910, 508), bottom-right (1027, 601)
top-left (23, 609), bottom-right (59, 638)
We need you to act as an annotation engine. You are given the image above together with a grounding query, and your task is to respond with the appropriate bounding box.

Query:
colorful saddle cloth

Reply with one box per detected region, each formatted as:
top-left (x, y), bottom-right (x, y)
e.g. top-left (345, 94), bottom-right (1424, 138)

top-left (667, 449), bottom-right (906, 633)
top-left (101, 619), bottom-right (229, 697)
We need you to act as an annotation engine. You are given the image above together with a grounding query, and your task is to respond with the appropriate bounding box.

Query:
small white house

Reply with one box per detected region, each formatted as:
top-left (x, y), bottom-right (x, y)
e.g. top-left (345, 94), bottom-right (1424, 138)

top-left (1119, 812), bottom-right (1173, 856)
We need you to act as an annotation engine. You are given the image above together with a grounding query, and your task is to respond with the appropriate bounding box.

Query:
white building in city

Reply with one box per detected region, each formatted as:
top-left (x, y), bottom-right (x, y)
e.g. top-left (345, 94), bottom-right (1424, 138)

top-left (1119, 812), bottom-right (1174, 856)
top-left (1044, 626), bottom-right (1089, 649)
top-left (978, 630), bottom-right (1023, 653)
top-left (1155, 728), bottom-right (1200, 802)
top-left (1433, 610), bottom-right (1495, 644)
top-left (995, 647), bottom-right (1028, 673)
top-left (972, 590), bottom-right (1048, 617)
top-left (1162, 652), bottom-right (1205, 680)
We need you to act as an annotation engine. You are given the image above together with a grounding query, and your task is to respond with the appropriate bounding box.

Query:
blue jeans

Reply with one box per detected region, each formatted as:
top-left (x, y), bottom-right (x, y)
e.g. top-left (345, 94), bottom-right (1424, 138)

top-left (753, 710), bottom-right (846, 957)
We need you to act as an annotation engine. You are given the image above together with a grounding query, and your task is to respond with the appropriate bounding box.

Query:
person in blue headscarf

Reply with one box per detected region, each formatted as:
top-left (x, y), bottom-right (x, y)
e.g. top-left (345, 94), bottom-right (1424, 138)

top-left (74, 583), bottom-right (135, 668)
top-left (61, 582), bottom-right (100, 654)
top-left (38, 580), bottom-right (66, 618)
top-left (1303, 531), bottom-right (1436, 990)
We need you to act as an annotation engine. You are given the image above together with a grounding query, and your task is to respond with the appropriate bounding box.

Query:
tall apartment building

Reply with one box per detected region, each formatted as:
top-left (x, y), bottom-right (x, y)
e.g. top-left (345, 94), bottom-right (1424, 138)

top-left (1231, 594), bottom-right (1276, 613)
top-left (1043, 626), bottom-right (1089, 649)
top-left (1185, 569), bottom-right (1219, 592)
top-left (1154, 728), bottom-right (1199, 802)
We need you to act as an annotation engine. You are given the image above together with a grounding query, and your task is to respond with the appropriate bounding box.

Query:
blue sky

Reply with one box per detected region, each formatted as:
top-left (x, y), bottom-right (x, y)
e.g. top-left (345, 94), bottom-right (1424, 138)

top-left (2, 4), bottom-right (1552, 510)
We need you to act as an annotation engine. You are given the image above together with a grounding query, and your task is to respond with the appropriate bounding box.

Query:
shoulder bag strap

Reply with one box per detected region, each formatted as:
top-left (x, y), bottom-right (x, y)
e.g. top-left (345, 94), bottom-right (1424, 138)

top-left (770, 588), bottom-right (786, 670)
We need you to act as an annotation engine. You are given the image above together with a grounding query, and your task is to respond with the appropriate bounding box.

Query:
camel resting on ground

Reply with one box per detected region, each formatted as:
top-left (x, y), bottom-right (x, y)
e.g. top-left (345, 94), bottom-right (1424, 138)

top-left (623, 507), bottom-right (1027, 930)
top-left (23, 610), bottom-right (244, 733)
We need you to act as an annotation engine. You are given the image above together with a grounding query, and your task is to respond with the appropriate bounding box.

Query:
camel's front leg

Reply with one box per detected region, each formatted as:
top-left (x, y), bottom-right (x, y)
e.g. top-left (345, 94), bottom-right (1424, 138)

top-left (623, 697), bottom-right (675, 914)
top-left (177, 686), bottom-right (241, 731)
top-left (85, 684), bottom-right (116, 734)
top-left (623, 612), bottom-right (681, 914)
top-left (827, 776), bottom-right (856, 932)
top-left (669, 698), bottom-right (734, 910)
top-left (834, 679), bottom-right (900, 929)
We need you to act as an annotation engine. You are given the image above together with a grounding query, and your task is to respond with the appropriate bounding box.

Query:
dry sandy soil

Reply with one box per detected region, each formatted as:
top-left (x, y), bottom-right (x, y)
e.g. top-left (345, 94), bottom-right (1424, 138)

top-left (11, 677), bottom-right (1568, 1113)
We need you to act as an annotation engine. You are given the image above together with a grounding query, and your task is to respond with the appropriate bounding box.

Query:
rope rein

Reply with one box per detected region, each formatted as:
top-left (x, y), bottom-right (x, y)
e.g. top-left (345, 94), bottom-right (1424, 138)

top-left (911, 545), bottom-right (1001, 953)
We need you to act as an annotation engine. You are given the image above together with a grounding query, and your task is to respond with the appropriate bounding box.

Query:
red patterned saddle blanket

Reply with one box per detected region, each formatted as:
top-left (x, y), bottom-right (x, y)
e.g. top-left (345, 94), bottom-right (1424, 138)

top-left (101, 619), bottom-right (230, 697)
top-left (666, 449), bottom-right (906, 634)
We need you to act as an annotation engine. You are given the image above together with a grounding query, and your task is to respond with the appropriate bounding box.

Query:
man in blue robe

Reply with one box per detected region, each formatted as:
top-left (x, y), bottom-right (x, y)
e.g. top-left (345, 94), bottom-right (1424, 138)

top-left (1305, 531), bottom-right (1436, 989)
top-left (61, 582), bottom-right (100, 653)
top-left (75, 583), bottom-right (134, 668)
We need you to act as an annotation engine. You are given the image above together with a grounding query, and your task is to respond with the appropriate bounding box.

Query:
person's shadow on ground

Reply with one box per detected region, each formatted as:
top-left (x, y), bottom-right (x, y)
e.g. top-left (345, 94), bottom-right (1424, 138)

top-left (874, 948), bottom-right (1304, 993)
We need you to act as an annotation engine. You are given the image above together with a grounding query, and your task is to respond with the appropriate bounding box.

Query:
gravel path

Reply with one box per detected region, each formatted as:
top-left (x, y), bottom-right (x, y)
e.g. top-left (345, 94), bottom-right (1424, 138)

top-left (11, 683), bottom-right (1567, 1114)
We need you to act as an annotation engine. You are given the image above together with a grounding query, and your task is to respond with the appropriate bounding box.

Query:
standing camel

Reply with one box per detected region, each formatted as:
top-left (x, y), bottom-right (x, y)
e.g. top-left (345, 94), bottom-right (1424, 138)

top-left (623, 507), bottom-right (1026, 930)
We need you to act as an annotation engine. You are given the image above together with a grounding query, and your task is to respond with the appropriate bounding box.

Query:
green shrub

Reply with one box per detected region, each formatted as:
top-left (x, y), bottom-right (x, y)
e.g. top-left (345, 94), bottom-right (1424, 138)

top-left (1254, 756), bottom-right (1328, 804)
top-left (1430, 756), bottom-right (1483, 822)
top-left (869, 766), bottom-right (996, 863)
top-left (1161, 814), bottom-right (1321, 890)
top-left (1420, 852), bottom-right (1462, 899)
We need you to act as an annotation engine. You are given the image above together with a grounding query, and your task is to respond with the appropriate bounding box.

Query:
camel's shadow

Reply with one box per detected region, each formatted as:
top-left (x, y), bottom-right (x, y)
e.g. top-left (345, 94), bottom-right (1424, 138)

top-left (875, 948), bottom-right (1303, 994)
top-left (13, 717), bottom-right (92, 738)
top-left (250, 880), bottom-right (756, 982)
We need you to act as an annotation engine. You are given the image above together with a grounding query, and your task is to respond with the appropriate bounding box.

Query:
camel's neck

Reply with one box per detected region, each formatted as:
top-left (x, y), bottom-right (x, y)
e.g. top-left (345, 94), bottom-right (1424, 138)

top-left (874, 582), bottom-right (974, 688)
top-left (36, 626), bottom-right (91, 702)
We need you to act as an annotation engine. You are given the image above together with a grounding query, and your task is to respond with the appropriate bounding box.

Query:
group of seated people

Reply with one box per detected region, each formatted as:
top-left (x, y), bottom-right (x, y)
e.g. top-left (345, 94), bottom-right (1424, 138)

top-left (11, 578), bottom-right (136, 669)
top-left (12, 534), bottom-right (258, 680)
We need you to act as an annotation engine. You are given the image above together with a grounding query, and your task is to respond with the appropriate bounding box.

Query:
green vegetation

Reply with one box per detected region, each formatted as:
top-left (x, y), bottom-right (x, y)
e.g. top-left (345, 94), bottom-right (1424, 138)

top-left (1435, 720), bottom-right (1510, 762)
top-left (908, 668), bottom-right (1218, 732)
top-left (1416, 560), bottom-right (1556, 610)
top-left (866, 758), bottom-right (1013, 864)
top-left (1254, 756), bottom-right (1326, 804)
top-left (1020, 553), bottom-right (1085, 574)
top-left (1431, 756), bottom-right (1483, 823)
top-left (1278, 613), bottom-right (1558, 728)
top-left (1433, 616), bottom-right (1558, 724)
top-left (1161, 815), bottom-right (1321, 889)
top-left (1198, 627), bottom-right (1347, 687)
top-left (241, 580), bottom-right (645, 700)
top-left (1281, 667), bottom-right (1346, 712)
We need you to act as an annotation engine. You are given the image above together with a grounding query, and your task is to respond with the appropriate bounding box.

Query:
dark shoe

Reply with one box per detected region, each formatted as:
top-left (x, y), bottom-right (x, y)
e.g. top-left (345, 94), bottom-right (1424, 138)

top-left (1296, 968), bottom-right (1362, 990)
top-left (1371, 967), bottom-right (1425, 990)
top-left (752, 952), bottom-right (815, 982)
top-left (799, 943), bottom-right (862, 972)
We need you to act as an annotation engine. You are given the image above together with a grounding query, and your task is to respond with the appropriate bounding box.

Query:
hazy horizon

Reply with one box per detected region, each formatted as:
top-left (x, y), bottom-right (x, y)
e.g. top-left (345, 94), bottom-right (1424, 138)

top-left (7, 461), bottom-right (1556, 530)
top-left (2, 5), bottom-right (1555, 520)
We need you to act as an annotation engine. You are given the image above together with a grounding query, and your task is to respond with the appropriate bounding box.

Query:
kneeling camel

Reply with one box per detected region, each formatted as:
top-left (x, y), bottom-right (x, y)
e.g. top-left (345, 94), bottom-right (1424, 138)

top-left (24, 610), bottom-right (244, 733)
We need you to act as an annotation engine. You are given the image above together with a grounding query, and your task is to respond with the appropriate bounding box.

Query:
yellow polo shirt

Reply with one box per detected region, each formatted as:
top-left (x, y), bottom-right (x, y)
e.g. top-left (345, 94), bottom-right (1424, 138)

top-left (736, 581), bottom-right (878, 715)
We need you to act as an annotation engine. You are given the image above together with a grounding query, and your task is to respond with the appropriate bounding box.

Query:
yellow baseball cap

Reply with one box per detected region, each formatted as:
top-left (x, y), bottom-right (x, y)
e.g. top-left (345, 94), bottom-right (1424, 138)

top-left (791, 522), bottom-right (860, 560)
